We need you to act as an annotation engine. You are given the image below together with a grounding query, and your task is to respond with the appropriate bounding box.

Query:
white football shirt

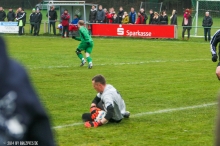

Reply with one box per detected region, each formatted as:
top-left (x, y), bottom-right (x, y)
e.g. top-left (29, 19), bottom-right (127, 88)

top-left (96, 84), bottom-right (126, 121)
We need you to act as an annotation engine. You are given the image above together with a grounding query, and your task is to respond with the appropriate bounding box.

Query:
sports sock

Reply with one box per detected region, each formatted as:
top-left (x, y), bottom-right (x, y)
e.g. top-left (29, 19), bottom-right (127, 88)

top-left (86, 56), bottom-right (92, 63)
top-left (77, 53), bottom-right (84, 60)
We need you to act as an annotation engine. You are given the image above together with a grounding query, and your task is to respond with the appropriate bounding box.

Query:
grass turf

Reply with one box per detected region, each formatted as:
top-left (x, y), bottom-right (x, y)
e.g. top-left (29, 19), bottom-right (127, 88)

top-left (3, 35), bottom-right (220, 146)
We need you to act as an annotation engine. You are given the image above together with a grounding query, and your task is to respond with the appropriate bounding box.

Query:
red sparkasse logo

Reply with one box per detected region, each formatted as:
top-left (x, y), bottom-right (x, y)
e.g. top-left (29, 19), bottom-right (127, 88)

top-left (117, 24), bottom-right (152, 37)
top-left (117, 25), bottom-right (124, 35)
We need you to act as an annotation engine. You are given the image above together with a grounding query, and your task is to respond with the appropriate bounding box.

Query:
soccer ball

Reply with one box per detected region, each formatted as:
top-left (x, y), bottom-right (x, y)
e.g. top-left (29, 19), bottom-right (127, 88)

top-left (57, 24), bottom-right (62, 29)
top-left (94, 110), bottom-right (106, 122)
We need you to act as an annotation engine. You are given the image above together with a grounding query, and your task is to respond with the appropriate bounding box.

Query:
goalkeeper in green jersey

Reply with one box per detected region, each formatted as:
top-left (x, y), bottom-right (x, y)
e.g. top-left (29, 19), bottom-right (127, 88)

top-left (72, 20), bottom-right (94, 69)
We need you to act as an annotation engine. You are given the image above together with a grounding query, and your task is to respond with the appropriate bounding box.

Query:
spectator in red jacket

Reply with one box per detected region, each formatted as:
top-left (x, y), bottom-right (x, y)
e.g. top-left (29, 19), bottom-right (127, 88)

top-left (159, 10), bottom-right (168, 24)
top-left (107, 8), bottom-right (114, 23)
top-left (61, 9), bottom-right (70, 38)
top-left (135, 11), bottom-right (144, 24)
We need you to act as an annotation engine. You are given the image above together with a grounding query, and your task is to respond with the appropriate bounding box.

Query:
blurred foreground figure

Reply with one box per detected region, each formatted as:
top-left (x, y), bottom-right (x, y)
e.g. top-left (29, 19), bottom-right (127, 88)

top-left (210, 29), bottom-right (220, 80)
top-left (0, 37), bottom-right (55, 146)
top-left (216, 95), bottom-right (220, 146)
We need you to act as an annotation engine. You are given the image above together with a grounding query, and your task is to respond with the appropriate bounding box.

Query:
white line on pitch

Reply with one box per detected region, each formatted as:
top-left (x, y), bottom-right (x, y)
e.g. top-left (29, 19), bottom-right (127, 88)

top-left (132, 102), bottom-right (217, 117)
top-left (4, 35), bottom-right (207, 43)
top-left (53, 102), bottom-right (217, 129)
top-left (28, 59), bottom-right (209, 70)
top-left (53, 122), bottom-right (83, 129)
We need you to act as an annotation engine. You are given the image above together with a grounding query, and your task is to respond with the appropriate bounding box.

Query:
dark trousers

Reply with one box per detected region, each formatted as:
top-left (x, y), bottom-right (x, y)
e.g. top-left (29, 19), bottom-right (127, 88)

top-left (34, 23), bottom-right (40, 35)
top-left (49, 21), bottom-right (56, 35)
top-left (204, 28), bottom-right (211, 41)
top-left (62, 25), bottom-right (69, 37)
top-left (96, 20), bottom-right (103, 23)
top-left (182, 27), bottom-right (191, 38)
top-left (18, 26), bottom-right (23, 35)
top-left (30, 24), bottom-right (34, 34)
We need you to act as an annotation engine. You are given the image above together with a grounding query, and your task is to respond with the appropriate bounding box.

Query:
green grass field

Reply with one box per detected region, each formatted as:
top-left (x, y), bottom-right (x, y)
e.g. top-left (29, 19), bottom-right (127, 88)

top-left (3, 35), bottom-right (220, 146)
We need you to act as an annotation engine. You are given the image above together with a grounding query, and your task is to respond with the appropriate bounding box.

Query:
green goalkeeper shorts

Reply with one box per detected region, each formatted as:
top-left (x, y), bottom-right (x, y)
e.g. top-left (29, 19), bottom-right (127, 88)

top-left (77, 41), bottom-right (94, 54)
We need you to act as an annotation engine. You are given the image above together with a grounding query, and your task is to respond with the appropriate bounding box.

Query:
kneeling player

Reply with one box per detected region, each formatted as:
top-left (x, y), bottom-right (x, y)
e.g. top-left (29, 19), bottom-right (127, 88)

top-left (82, 75), bottom-right (130, 128)
top-left (210, 29), bottom-right (220, 80)
top-left (72, 20), bottom-right (94, 69)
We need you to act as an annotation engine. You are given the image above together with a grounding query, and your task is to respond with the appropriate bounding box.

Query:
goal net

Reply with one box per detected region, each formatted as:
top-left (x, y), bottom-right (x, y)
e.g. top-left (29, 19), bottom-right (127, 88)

top-left (191, 0), bottom-right (220, 37)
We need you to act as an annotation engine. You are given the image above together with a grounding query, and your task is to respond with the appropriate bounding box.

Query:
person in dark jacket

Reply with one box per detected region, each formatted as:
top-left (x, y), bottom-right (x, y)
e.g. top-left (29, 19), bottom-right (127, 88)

top-left (103, 8), bottom-right (108, 23)
top-left (210, 30), bottom-right (220, 79)
top-left (7, 8), bottom-right (15, 21)
top-left (22, 9), bottom-right (26, 26)
top-left (140, 8), bottom-right (147, 24)
top-left (89, 5), bottom-right (97, 23)
top-left (29, 8), bottom-right (36, 34)
top-left (182, 9), bottom-right (192, 40)
top-left (34, 9), bottom-right (42, 36)
top-left (16, 7), bottom-right (26, 35)
top-left (96, 5), bottom-right (105, 23)
top-left (170, 9), bottom-right (177, 25)
top-left (202, 11), bottom-right (213, 41)
top-left (149, 9), bottom-right (154, 24)
top-left (159, 10), bottom-right (168, 24)
top-left (152, 12), bottom-right (159, 24)
top-left (118, 6), bottom-right (124, 24)
top-left (46, 6), bottom-right (57, 35)
top-left (61, 9), bottom-right (70, 38)
top-left (0, 37), bottom-right (55, 146)
top-left (129, 7), bottom-right (136, 24)
top-left (112, 12), bottom-right (119, 23)
top-left (0, 7), bottom-right (6, 21)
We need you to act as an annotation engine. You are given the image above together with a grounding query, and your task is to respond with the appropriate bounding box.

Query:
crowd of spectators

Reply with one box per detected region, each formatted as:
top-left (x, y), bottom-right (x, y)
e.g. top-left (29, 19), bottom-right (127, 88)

top-left (0, 6), bottom-right (43, 36)
top-left (87, 5), bottom-right (208, 40)
top-left (0, 5), bottom-right (214, 41)
top-left (88, 5), bottom-right (177, 25)
top-left (0, 5), bottom-right (179, 30)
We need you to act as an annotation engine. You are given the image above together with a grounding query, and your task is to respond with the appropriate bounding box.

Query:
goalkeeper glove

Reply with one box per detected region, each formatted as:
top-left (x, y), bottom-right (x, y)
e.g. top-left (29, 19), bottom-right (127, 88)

top-left (90, 106), bottom-right (101, 120)
top-left (212, 54), bottom-right (218, 62)
top-left (84, 121), bottom-right (102, 128)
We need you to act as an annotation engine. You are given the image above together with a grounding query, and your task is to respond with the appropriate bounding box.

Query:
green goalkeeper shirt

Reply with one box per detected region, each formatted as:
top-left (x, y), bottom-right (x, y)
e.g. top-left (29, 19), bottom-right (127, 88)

top-left (75, 26), bottom-right (93, 42)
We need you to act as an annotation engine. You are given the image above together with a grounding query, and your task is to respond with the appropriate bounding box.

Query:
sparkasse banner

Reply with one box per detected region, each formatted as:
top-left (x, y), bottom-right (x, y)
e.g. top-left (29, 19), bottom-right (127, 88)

top-left (91, 24), bottom-right (177, 39)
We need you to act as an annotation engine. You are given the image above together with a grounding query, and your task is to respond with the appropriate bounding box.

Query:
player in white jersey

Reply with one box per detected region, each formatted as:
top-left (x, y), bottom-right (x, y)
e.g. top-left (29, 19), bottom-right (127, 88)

top-left (82, 74), bottom-right (130, 128)
top-left (210, 29), bottom-right (220, 80)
